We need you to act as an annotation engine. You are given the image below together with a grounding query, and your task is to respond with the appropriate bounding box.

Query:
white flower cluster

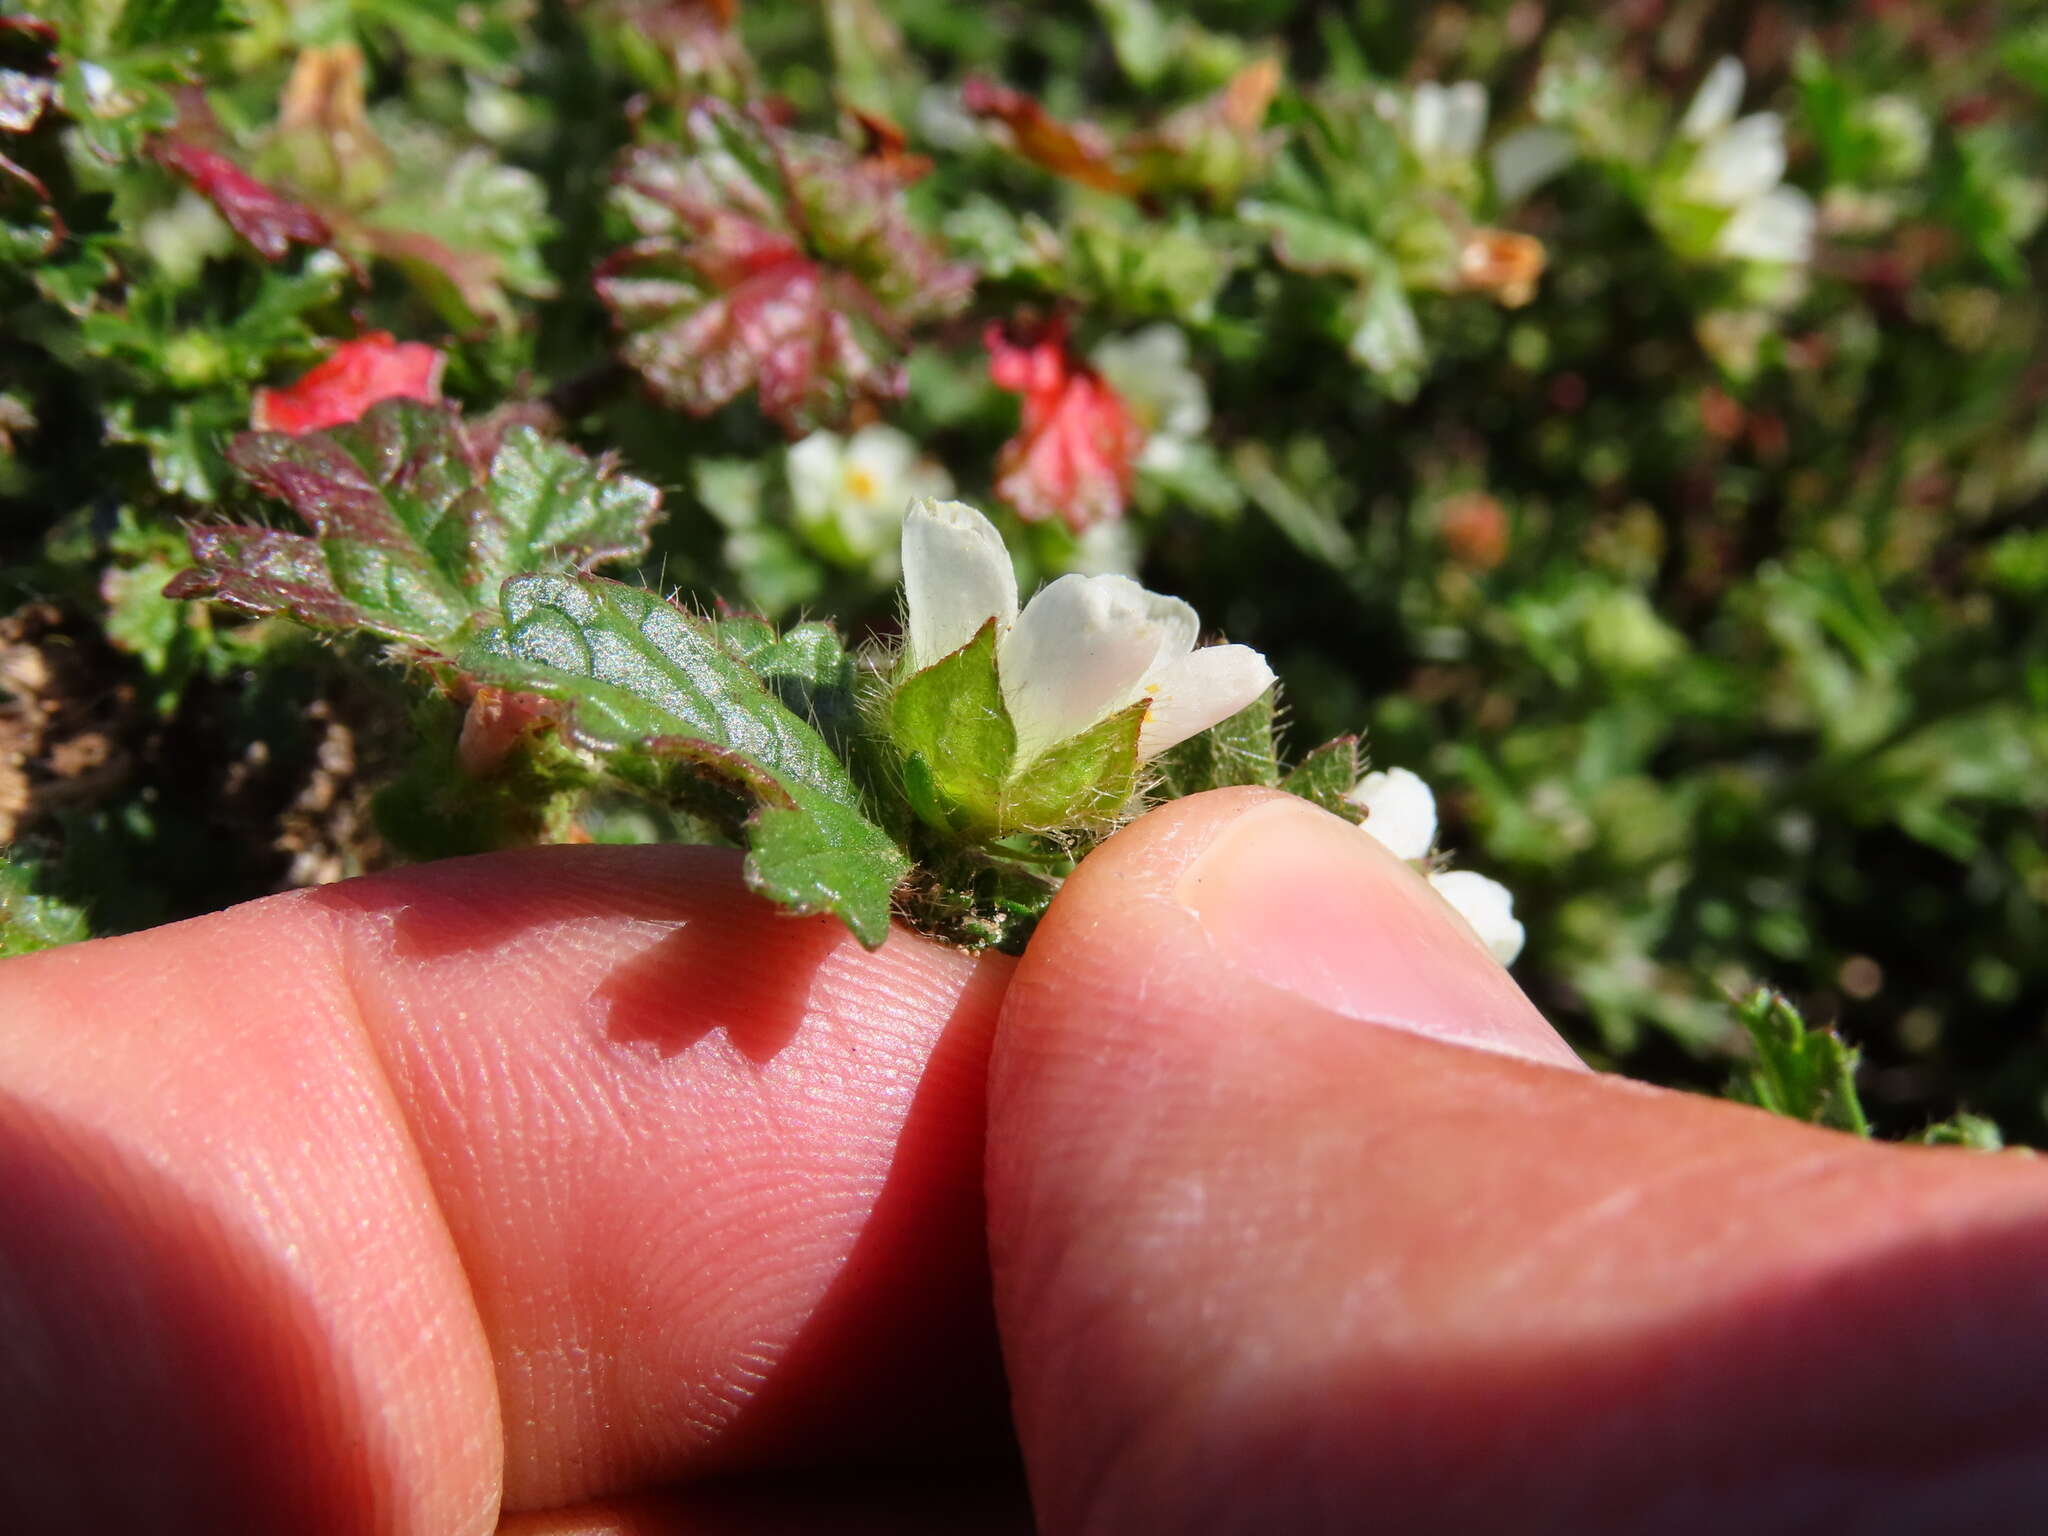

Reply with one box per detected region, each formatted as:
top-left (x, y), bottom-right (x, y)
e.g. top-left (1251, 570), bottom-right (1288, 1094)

top-left (1344, 766), bottom-right (1526, 965)
top-left (1677, 57), bottom-right (1815, 266)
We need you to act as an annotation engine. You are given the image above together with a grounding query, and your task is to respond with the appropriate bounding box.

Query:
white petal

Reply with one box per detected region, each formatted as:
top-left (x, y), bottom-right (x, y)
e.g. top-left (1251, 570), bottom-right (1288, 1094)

top-left (1441, 81), bottom-right (1489, 161)
top-left (1406, 81), bottom-right (1447, 157)
top-left (1001, 575), bottom-right (1196, 763)
top-left (1717, 185), bottom-right (1815, 264)
top-left (1134, 643), bottom-right (1276, 760)
top-left (1428, 870), bottom-right (1526, 966)
top-left (1680, 56), bottom-right (1745, 142)
top-left (1686, 114), bottom-right (1786, 207)
top-left (1491, 125), bottom-right (1575, 203)
top-left (785, 431), bottom-right (844, 522)
top-left (1345, 767), bottom-right (1437, 861)
top-left (901, 499), bottom-right (1019, 672)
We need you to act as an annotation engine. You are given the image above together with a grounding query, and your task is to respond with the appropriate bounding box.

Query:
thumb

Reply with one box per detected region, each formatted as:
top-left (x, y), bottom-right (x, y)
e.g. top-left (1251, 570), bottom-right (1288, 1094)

top-left (988, 788), bottom-right (2048, 1534)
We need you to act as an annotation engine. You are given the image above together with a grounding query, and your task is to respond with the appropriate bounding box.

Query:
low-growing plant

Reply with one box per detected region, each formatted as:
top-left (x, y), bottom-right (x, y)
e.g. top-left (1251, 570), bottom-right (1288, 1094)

top-left (3, 0), bottom-right (2044, 1142)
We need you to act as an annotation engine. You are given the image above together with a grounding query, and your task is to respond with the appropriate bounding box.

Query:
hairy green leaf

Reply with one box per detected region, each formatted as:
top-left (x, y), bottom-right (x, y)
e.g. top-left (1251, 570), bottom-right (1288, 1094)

top-left (466, 576), bottom-right (907, 945)
top-left (1725, 988), bottom-right (1872, 1136)
top-left (171, 401), bottom-right (660, 660)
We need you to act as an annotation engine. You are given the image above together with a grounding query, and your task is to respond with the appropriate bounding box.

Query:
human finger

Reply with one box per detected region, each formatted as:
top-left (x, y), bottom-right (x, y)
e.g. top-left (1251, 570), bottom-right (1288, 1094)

top-left (989, 788), bottom-right (2048, 1532)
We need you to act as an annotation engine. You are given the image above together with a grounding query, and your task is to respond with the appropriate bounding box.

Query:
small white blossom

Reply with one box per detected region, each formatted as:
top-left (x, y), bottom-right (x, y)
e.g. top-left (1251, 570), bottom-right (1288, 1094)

top-left (1675, 57), bottom-right (1814, 266)
top-left (1406, 80), bottom-right (1489, 164)
top-left (902, 499), bottom-right (1275, 764)
top-left (788, 425), bottom-right (952, 572)
top-left (1346, 767), bottom-right (1438, 862)
top-left (1428, 869), bottom-right (1526, 966)
top-left (1090, 325), bottom-right (1210, 475)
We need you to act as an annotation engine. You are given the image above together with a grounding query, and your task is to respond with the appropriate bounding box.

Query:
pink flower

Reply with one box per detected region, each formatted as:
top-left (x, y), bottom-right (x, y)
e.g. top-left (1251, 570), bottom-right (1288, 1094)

top-left (988, 321), bottom-right (1143, 532)
top-left (252, 332), bottom-right (446, 435)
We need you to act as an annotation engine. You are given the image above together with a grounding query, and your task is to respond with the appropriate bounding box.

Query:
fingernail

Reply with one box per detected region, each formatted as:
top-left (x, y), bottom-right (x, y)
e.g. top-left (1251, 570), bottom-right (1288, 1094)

top-left (1175, 798), bottom-right (1584, 1070)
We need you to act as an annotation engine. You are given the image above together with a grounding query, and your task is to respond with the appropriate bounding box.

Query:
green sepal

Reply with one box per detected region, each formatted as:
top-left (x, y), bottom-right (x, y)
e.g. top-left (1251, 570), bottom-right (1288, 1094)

top-left (1153, 693), bottom-right (1281, 798)
top-left (464, 575), bottom-right (908, 947)
top-left (1002, 702), bottom-right (1147, 832)
top-left (887, 620), bottom-right (1016, 837)
top-left (1281, 736), bottom-right (1367, 820)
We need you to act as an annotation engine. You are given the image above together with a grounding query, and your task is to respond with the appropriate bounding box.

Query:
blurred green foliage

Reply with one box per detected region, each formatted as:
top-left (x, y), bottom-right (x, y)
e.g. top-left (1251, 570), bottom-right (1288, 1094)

top-left (2, 0), bottom-right (2044, 1139)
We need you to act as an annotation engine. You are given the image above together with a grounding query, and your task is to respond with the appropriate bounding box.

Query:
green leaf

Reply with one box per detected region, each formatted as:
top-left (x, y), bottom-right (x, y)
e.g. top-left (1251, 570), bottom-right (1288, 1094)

top-left (1002, 703), bottom-right (1147, 832)
top-left (173, 402), bottom-right (661, 660)
top-left (888, 620), bottom-right (1016, 836)
top-left (1725, 988), bottom-right (1872, 1137)
top-left (1914, 1112), bottom-right (2007, 1151)
top-left (465, 576), bottom-right (907, 945)
top-left (1152, 692), bottom-right (1280, 798)
top-left (0, 855), bottom-right (91, 958)
top-left (110, 0), bottom-right (234, 51)
top-left (1281, 736), bottom-right (1366, 818)
top-left (1239, 199), bottom-right (1383, 280)
top-left (720, 617), bottom-right (860, 749)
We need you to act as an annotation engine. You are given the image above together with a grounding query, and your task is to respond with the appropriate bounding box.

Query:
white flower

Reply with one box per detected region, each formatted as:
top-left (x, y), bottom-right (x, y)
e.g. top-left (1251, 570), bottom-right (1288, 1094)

top-left (788, 425), bottom-right (952, 571)
top-left (1346, 767), bottom-right (1438, 861)
top-left (1674, 57), bottom-right (1814, 267)
top-left (1090, 324), bottom-right (1210, 475)
top-left (1406, 80), bottom-right (1489, 164)
top-left (1679, 56), bottom-right (1746, 142)
top-left (902, 499), bottom-right (1275, 763)
top-left (1427, 869), bottom-right (1526, 966)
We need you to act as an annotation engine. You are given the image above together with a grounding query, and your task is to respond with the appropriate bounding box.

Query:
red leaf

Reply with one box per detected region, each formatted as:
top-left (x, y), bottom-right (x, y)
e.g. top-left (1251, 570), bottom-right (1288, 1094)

top-left (152, 138), bottom-right (332, 261)
top-left (960, 76), bottom-right (1134, 195)
top-left (252, 332), bottom-right (446, 436)
top-left (964, 61), bottom-right (1282, 204)
top-left (598, 100), bottom-right (972, 433)
top-left (988, 320), bottom-right (1144, 533)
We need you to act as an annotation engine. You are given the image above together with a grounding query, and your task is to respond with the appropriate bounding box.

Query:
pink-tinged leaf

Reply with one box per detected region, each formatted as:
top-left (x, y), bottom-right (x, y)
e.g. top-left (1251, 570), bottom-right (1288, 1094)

top-left (598, 100), bottom-right (972, 434)
top-left (176, 399), bottom-right (662, 662)
top-left (164, 526), bottom-right (362, 630)
top-left (152, 138), bottom-right (332, 261)
top-left (252, 331), bottom-right (446, 436)
top-left (988, 320), bottom-right (1144, 532)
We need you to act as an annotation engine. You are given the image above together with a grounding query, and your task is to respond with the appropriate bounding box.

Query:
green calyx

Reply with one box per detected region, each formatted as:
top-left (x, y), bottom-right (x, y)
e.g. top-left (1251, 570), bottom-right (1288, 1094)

top-left (885, 620), bottom-right (1146, 841)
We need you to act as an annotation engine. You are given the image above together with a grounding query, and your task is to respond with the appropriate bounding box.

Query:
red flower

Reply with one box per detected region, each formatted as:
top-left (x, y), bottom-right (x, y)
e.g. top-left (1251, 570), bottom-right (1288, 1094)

top-left (987, 322), bottom-right (1144, 532)
top-left (253, 333), bottom-right (446, 436)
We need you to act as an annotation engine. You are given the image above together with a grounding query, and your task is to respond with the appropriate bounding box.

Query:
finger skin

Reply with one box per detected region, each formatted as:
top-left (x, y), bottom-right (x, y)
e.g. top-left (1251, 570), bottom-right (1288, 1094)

top-left (989, 788), bottom-right (2048, 1534)
top-left (0, 844), bottom-right (1012, 1532)
top-left (492, 1473), bottom-right (1032, 1535)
